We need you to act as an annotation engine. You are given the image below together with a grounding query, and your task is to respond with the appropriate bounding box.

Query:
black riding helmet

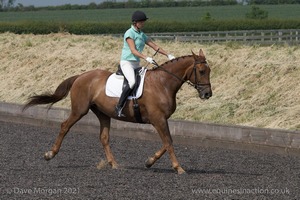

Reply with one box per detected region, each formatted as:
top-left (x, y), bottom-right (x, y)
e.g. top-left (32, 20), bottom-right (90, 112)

top-left (132, 11), bottom-right (148, 22)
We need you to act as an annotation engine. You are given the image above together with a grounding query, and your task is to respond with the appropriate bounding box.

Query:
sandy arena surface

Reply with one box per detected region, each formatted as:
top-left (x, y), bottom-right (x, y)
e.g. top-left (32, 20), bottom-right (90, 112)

top-left (1, 120), bottom-right (299, 199)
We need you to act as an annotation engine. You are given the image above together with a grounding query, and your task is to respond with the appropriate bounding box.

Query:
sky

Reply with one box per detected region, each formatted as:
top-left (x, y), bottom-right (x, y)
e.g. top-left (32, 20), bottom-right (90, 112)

top-left (15, 0), bottom-right (104, 7)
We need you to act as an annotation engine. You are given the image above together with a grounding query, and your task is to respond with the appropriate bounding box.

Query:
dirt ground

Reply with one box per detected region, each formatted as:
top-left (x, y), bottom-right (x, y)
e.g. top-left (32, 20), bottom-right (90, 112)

top-left (1, 33), bottom-right (300, 130)
top-left (1, 120), bottom-right (299, 199)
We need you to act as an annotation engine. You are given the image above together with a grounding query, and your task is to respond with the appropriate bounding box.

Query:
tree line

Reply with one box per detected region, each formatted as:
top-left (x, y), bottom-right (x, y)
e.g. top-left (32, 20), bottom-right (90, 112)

top-left (2, 0), bottom-right (237, 11)
top-left (1, 0), bottom-right (300, 12)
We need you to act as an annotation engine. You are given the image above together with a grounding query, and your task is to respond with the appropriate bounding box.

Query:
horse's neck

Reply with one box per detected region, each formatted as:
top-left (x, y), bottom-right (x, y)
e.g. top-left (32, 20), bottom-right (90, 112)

top-left (168, 56), bottom-right (193, 76)
top-left (164, 56), bottom-right (193, 79)
top-left (158, 56), bottom-right (193, 93)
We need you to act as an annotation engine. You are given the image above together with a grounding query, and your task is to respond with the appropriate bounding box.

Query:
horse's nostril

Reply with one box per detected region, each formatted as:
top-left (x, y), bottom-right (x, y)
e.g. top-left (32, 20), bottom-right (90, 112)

top-left (205, 92), bottom-right (212, 98)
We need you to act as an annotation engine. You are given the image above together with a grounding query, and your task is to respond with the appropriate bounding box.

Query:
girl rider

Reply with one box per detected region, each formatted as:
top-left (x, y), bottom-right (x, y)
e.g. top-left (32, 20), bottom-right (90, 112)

top-left (115, 10), bottom-right (175, 117)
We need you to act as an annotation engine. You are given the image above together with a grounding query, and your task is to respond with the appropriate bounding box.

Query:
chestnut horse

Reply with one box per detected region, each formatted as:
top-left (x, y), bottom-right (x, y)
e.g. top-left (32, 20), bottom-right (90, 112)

top-left (23, 49), bottom-right (212, 174)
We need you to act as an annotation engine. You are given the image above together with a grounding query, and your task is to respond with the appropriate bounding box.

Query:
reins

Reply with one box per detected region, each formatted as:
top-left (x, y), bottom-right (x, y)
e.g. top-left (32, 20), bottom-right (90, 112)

top-left (151, 60), bottom-right (210, 90)
top-left (152, 60), bottom-right (185, 84)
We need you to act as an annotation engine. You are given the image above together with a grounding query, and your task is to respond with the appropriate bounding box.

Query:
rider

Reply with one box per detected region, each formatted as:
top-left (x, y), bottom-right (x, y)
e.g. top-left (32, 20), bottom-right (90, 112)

top-left (115, 10), bottom-right (175, 117)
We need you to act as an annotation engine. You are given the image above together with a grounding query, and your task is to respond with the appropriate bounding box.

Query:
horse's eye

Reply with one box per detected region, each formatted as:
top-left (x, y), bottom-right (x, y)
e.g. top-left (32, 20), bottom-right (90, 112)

top-left (199, 70), bottom-right (205, 76)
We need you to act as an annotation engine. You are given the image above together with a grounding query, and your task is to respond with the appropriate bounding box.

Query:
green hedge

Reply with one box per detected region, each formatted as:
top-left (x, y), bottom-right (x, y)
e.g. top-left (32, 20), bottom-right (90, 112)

top-left (0, 19), bottom-right (300, 35)
top-left (0, 21), bottom-right (60, 34)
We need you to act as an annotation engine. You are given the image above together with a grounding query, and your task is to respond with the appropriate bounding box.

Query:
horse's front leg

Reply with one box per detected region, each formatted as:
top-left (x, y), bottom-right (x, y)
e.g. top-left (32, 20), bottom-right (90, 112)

top-left (99, 119), bottom-right (118, 169)
top-left (148, 118), bottom-right (186, 174)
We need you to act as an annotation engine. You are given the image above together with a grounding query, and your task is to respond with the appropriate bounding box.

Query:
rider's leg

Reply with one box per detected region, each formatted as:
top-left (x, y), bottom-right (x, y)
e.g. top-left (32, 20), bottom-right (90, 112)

top-left (120, 61), bottom-right (138, 89)
top-left (115, 83), bottom-right (133, 117)
top-left (115, 61), bottom-right (137, 117)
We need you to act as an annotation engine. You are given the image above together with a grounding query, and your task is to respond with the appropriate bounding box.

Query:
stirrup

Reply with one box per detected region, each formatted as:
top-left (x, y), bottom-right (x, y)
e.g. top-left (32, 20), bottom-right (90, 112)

top-left (115, 105), bottom-right (125, 117)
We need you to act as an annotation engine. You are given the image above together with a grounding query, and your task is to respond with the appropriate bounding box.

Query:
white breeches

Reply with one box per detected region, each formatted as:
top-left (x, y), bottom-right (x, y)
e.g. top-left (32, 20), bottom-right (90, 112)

top-left (120, 60), bottom-right (140, 89)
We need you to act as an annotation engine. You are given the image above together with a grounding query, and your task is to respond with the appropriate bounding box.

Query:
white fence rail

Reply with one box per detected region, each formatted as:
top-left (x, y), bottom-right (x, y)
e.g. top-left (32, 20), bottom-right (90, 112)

top-left (148, 29), bottom-right (300, 44)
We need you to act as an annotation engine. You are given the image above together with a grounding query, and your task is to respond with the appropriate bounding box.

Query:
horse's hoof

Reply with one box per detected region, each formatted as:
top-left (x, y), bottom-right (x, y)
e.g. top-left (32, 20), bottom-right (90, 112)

top-left (97, 159), bottom-right (109, 169)
top-left (178, 170), bottom-right (187, 175)
top-left (145, 157), bottom-right (154, 168)
top-left (111, 164), bottom-right (119, 169)
top-left (97, 159), bottom-right (120, 170)
top-left (44, 151), bottom-right (54, 161)
top-left (177, 167), bottom-right (186, 175)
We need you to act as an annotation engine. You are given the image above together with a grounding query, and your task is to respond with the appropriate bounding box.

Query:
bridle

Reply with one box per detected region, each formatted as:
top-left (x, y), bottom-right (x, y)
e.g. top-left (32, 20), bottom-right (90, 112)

top-left (152, 60), bottom-right (211, 90)
top-left (186, 60), bottom-right (211, 91)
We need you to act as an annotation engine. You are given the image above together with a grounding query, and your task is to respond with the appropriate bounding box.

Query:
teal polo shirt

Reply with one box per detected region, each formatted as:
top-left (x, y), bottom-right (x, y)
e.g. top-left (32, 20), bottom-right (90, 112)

top-left (121, 25), bottom-right (149, 62)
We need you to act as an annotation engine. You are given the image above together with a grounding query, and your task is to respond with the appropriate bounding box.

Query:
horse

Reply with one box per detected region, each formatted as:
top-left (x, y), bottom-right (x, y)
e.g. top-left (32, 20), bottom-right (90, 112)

top-left (23, 49), bottom-right (212, 174)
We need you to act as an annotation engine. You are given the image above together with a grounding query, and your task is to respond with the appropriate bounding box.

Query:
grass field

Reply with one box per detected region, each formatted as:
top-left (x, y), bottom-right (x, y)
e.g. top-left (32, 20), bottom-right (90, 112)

top-left (0, 5), bottom-right (300, 23)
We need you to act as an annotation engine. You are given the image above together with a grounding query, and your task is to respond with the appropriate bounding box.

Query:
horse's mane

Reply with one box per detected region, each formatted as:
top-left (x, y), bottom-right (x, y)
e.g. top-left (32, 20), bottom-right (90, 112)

top-left (151, 55), bottom-right (193, 71)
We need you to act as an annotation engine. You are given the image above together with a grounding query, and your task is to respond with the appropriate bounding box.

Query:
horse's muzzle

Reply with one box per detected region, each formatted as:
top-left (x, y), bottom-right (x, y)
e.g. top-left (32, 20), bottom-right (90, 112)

top-left (197, 86), bottom-right (212, 100)
top-left (202, 91), bottom-right (212, 99)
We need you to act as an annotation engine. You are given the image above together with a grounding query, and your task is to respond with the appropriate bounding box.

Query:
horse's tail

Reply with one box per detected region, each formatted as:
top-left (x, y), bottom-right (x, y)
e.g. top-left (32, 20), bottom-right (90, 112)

top-left (22, 75), bottom-right (80, 111)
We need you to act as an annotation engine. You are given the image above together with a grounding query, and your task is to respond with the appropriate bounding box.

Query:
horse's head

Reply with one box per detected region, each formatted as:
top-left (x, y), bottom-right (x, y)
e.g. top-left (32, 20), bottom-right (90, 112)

top-left (187, 49), bottom-right (212, 99)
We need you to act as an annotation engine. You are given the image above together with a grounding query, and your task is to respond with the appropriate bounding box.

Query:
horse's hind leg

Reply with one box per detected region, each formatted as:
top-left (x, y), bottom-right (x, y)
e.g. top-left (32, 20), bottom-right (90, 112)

top-left (91, 106), bottom-right (118, 169)
top-left (145, 147), bottom-right (166, 168)
top-left (44, 104), bottom-right (89, 160)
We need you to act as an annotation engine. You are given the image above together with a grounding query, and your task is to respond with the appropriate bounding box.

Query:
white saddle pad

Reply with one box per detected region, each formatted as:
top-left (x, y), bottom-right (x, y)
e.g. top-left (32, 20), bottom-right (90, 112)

top-left (105, 68), bottom-right (147, 99)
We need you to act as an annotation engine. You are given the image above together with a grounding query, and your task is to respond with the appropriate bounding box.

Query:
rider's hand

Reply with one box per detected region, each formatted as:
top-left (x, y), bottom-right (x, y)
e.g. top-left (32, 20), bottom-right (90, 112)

top-left (146, 57), bottom-right (155, 64)
top-left (168, 54), bottom-right (175, 60)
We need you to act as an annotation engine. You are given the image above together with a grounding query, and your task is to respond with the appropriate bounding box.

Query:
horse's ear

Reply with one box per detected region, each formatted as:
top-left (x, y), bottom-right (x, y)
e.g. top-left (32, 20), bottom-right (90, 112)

top-left (199, 49), bottom-right (205, 57)
top-left (191, 50), bottom-right (197, 59)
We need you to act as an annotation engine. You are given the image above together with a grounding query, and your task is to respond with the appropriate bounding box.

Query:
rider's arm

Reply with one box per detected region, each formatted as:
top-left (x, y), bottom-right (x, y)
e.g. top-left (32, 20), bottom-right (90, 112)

top-left (126, 38), bottom-right (148, 60)
top-left (146, 39), bottom-right (169, 57)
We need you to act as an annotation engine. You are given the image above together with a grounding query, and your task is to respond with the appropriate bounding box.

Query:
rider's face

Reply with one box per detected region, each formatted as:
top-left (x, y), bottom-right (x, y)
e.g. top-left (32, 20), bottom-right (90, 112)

top-left (135, 21), bottom-right (146, 30)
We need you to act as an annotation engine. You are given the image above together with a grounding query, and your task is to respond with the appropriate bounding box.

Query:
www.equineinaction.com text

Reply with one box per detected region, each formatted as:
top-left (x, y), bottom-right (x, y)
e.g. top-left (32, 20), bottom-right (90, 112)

top-left (192, 187), bottom-right (290, 195)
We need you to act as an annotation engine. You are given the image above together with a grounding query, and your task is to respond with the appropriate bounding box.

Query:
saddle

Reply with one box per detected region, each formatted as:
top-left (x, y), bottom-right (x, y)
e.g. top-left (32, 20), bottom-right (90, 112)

top-left (105, 65), bottom-right (147, 123)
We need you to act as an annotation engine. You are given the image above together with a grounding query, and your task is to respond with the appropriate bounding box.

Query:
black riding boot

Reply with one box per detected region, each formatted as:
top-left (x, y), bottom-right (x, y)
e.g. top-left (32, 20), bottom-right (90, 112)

top-left (115, 84), bottom-right (133, 117)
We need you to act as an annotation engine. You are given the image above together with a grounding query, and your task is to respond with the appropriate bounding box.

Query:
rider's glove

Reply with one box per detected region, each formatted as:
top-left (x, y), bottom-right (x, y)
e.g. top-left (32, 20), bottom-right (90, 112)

top-left (168, 54), bottom-right (175, 60)
top-left (146, 57), bottom-right (155, 64)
